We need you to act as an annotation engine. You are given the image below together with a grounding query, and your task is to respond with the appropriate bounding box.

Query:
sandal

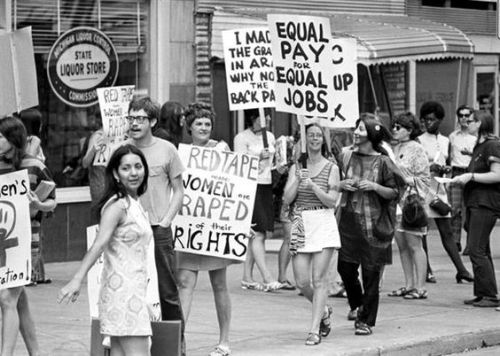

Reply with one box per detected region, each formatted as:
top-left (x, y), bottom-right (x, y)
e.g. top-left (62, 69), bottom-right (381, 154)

top-left (387, 287), bottom-right (409, 297)
top-left (208, 345), bottom-right (231, 356)
top-left (263, 281), bottom-right (282, 292)
top-left (36, 278), bottom-right (52, 284)
top-left (278, 280), bottom-right (296, 291)
top-left (319, 305), bottom-right (332, 337)
top-left (355, 322), bottom-right (372, 336)
top-left (403, 289), bottom-right (428, 299)
top-left (241, 280), bottom-right (263, 291)
top-left (305, 332), bottom-right (321, 346)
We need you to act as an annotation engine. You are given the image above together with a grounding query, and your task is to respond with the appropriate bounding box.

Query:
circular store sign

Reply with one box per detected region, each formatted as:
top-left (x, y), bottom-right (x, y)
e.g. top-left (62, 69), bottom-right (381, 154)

top-left (47, 27), bottom-right (119, 107)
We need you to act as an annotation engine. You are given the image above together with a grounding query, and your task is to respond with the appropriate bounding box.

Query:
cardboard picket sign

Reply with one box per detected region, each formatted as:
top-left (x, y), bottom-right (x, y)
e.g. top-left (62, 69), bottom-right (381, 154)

top-left (0, 27), bottom-right (38, 116)
top-left (0, 170), bottom-right (32, 290)
top-left (91, 318), bottom-right (181, 356)
top-left (222, 27), bottom-right (275, 110)
top-left (172, 144), bottom-right (259, 261)
top-left (267, 15), bottom-right (358, 128)
top-left (86, 224), bottom-right (161, 321)
top-left (93, 85), bottom-right (135, 166)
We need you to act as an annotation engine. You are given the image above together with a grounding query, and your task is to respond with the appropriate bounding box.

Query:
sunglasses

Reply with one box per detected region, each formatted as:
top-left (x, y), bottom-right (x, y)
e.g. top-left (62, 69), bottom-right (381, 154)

top-left (392, 124), bottom-right (407, 131)
top-left (458, 113), bottom-right (471, 118)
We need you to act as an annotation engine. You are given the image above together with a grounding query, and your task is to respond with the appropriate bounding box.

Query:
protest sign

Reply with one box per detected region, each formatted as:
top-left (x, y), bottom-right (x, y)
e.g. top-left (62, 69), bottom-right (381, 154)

top-left (222, 27), bottom-right (275, 110)
top-left (93, 85), bottom-right (135, 166)
top-left (173, 144), bottom-right (259, 261)
top-left (86, 224), bottom-right (161, 320)
top-left (0, 27), bottom-right (38, 116)
top-left (0, 170), bottom-right (32, 290)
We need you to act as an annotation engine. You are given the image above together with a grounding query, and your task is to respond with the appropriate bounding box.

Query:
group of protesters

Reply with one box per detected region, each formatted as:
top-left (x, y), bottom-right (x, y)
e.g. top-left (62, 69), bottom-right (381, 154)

top-left (0, 96), bottom-right (499, 355)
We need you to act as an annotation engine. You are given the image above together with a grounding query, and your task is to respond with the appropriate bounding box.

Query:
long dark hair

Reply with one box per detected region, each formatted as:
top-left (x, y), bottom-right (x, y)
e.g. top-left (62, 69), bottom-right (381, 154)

top-left (0, 116), bottom-right (27, 169)
top-left (97, 144), bottom-right (149, 217)
top-left (475, 110), bottom-right (496, 140)
top-left (159, 101), bottom-right (185, 146)
top-left (305, 123), bottom-right (332, 159)
top-left (356, 113), bottom-right (392, 155)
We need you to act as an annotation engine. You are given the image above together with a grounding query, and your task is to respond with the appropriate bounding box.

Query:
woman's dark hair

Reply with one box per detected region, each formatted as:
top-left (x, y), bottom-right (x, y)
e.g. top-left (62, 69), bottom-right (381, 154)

top-left (305, 123), bottom-right (332, 159)
top-left (420, 101), bottom-right (445, 120)
top-left (475, 110), bottom-right (495, 139)
top-left (97, 144), bottom-right (149, 217)
top-left (159, 101), bottom-right (184, 144)
top-left (184, 102), bottom-right (215, 135)
top-left (356, 113), bottom-right (392, 155)
top-left (19, 108), bottom-right (42, 136)
top-left (0, 116), bottom-right (27, 169)
top-left (243, 108), bottom-right (271, 129)
top-left (394, 111), bottom-right (422, 140)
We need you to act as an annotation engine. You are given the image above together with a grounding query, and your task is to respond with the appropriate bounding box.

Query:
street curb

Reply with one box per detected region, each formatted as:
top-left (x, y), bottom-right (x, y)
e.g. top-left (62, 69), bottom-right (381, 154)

top-left (344, 328), bottom-right (500, 356)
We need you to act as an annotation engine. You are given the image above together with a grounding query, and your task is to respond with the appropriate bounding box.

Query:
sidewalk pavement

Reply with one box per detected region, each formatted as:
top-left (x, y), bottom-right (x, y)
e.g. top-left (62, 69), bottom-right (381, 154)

top-left (10, 223), bottom-right (500, 356)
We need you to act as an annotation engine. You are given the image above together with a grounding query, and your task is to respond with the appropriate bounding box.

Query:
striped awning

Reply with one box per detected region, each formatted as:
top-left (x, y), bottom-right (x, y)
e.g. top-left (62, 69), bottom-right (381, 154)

top-left (210, 10), bottom-right (474, 65)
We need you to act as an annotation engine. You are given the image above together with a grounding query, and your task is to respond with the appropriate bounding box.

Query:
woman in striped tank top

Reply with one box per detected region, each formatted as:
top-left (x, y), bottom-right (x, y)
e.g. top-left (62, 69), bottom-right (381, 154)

top-left (283, 124), bottom-right (340, 346)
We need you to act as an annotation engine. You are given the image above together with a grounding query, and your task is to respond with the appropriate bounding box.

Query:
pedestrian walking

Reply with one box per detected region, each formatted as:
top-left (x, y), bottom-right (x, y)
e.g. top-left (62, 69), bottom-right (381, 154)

top-left (418, 102), bottom-right (473, 283)
top-left (0, 115), bottom-right (56, 356)
top-left (452, 111), bottom-right (500, 308)
top-left (59, 144), bottom-right (153, 355)
top-left (234, 108), bottom-right (282, 292)
top-left (175, 102), bottom-right (234, 356)
top-left (283, 123), bottom-right (340, 345)
top-left (337, 114), bottom-right (404, 336)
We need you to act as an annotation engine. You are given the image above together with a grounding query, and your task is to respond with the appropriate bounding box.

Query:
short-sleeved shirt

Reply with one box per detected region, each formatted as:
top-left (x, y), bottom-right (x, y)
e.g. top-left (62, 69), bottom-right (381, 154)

top-left (464, 137), bottom-right (500, 213)
top-left (234, 129), bottom-right (275, 184)
top-left (127, 137), bottom-right (185, 225)
top-left (449, 130), bottom-right (476, 168)
top-left (418, 132), bottom-right (449, 165)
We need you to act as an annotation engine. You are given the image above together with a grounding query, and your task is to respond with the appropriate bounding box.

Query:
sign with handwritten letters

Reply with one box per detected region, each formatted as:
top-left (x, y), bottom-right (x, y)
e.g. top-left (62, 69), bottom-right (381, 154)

top-left (173, 144), bottom-right (259, 261)
top-left (222, 27), bottom-right (275, 110)
top-left (86, 225), bottom-right (161, 320)
top-left (93, 85), bottom-right (135, 166)
top-left (0, 170), bottom-right (31, 290)
top-left (268, 15), bottom-right (358, 128)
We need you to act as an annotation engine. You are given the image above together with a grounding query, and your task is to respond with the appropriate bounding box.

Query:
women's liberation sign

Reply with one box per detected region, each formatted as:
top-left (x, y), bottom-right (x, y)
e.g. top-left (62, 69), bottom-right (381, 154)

top-left (173, 144), bottom-right (259, 261)
top-left (222, 27), bottom-right (275, 110)
top-left (0, 170), bottom-right (31, 290)
top-left (267, 15), bottom-right (358, 127)
top-left (93, 85), bottom-right (135, 166)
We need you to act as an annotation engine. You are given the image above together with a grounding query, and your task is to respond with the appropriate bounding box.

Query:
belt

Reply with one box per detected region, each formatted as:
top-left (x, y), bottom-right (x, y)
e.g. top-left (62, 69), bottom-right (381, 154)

top-left (451, 166), bottom-right (468, 174)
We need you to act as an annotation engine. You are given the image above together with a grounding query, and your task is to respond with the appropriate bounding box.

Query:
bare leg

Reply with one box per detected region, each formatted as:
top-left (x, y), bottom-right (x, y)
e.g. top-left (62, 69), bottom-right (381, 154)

top-left (405, 232), bottom-right (427, 290)
top-left (293, 254), bottom-right (314, 302)
top-left (278, 222), bottom-right (292, 283)
top-left (250, 232), bottom-right (274, 283)
top-left (176, 269), bottom-right (198, 322)
top-left (310, 249), bottom-right (334, 334)
top-left (17, 289), bottom-right (40, 356)
top-left (395, 232), bottom-right (415, 290)
top-left (242, 242), bottom-right (255, 282)
top-left (0, 287), bottom-right (23, 356)
top-left (209, 269), bottom-right (231, 348)
top-left (114, 336), bottom-right (150, 356)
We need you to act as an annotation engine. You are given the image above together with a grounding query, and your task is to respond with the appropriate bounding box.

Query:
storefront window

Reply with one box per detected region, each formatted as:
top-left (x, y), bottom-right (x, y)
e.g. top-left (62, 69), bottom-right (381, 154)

top-left (13, 0), bottom-right (149, 187)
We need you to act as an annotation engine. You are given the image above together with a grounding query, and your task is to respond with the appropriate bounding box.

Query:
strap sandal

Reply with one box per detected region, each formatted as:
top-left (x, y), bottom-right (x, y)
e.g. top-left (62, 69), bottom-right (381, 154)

top-left (319, 305), bottom-right (332, 337)
top-left (36, 278), bottom-right (52, 284)
top-left (208, 345), bottom-right (231, 356)
top-left (387, 287), bottom-right (408, 297)
top-left (241, 280), bottom-right (262, 290)
top-left (403, 289), bottom-right (428, 299)
top-left (354, 322), bottom-right (372, 336)
top-left (278, 280), bottom-right (296, 290)
top-left (305, 332), bottom-right (321, 345)
top-left (263, 281), bottom-right (282, 292)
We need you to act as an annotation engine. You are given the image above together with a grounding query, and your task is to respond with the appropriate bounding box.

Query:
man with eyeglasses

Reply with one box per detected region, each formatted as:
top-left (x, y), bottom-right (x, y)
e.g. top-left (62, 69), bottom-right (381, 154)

top-left (126, 96), bottom-right (186, 353)
top-left (448, 105), bottom-right (477, 253)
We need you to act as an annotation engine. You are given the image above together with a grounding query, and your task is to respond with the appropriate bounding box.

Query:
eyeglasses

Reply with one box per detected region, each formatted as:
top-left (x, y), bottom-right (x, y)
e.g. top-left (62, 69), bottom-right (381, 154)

top-left (392, 124), bottom-right (406, 131)
top-left (458, 113), bottom-right (471, 118)
top-left (126, 115), bottom-right (149, 124)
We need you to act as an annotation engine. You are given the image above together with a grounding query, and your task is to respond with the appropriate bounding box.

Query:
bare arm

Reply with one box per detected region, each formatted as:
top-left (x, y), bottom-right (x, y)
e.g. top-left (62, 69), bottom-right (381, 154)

top-left (283, 164), bottom-right (299, 206)
top-left (159, 175), bottom-right (184, 227)
top-left (82, 131), bottom-right (104, 169)
top-left (452, 162), bottom-right (500, 185)
top-left (57, 201), bottom-right (123, 303)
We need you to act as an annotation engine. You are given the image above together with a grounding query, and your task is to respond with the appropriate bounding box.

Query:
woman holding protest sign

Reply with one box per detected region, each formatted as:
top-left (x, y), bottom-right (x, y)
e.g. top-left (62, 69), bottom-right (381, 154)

top-left (337, 114), bottom-right (405, 336)
top-left (0, 115), bottom-right (57, 356)
top-left (58, 144), bottom-right (153, 356)
top-left (283, 123), bottom-right (340, 345)
top-left (176, 102), bottom-right (234, 356)
top-left (234, 108), bottom-right (284, 293)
